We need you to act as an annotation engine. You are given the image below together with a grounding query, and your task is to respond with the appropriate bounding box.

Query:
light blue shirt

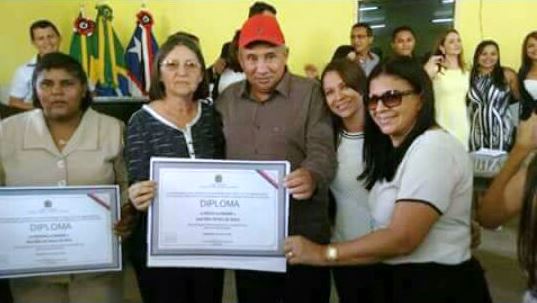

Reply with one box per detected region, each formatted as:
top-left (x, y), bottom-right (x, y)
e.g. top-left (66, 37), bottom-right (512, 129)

top-left (10, 56), bottom-right (37, 102)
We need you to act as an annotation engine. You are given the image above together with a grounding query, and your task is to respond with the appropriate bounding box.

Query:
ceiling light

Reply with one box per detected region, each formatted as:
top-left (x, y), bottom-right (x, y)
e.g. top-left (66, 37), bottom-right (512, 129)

top-left (431, 18), bottom-right (454, 23)
top-left (359, 6), bottom-right (379, 11)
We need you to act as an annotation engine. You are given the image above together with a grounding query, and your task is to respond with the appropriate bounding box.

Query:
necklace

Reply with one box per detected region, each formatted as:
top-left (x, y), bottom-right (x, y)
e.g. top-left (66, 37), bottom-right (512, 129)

top-left (57, 139), bottom-right (68, 146)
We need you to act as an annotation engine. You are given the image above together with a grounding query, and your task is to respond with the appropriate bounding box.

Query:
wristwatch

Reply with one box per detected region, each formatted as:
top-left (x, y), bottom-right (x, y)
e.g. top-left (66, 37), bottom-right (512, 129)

top-left (325, 245), bottom-right (338, 262)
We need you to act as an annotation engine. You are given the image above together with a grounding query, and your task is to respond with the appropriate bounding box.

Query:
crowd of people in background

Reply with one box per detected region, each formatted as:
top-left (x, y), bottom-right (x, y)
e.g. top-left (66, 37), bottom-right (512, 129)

top-left (2, 1), bottom-right (537, 303)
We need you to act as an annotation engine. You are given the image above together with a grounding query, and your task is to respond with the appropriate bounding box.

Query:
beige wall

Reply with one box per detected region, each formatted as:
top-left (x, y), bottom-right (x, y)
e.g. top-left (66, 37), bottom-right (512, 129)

top-left (455, 0), bottom-right (537, 70)
top-left (0, 0), bottom-right (356, 91)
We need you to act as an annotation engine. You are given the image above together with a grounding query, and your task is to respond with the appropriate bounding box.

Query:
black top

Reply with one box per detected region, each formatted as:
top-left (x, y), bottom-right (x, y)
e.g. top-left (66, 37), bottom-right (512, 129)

top-left (124, 100), bottom-right (225, 260)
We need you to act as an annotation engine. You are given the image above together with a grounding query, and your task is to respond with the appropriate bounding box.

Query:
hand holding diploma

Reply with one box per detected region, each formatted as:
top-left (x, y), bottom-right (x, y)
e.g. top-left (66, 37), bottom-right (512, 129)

top-left (128, 181), bottom-right (156, 211)
top-left (284, 168), bottom-right (316, 200)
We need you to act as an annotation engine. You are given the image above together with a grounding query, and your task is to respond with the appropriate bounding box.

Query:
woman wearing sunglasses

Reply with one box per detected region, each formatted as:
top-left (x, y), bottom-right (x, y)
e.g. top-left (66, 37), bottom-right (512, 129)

top-left (285, 57), bottom-right (491, 303)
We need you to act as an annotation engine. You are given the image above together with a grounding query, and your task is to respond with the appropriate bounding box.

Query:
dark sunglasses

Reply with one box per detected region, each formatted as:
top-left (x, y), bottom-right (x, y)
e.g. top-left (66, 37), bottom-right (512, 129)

top-left (367, 90), bottom-right (415, 111)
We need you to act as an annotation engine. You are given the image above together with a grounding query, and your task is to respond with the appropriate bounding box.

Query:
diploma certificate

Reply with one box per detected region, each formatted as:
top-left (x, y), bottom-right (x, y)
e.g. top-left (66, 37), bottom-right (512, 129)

top-left (148, 158), bottom-right (290, 272)
top-left (0, 186), bottom-right (121, 278)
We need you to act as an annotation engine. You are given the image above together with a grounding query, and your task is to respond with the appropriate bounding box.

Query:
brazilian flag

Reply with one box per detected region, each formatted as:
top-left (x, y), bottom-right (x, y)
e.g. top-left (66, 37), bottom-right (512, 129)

top-left (69, 12), bottom-right (96, 77)
top-left (90, 4), bottom-right (130, 96)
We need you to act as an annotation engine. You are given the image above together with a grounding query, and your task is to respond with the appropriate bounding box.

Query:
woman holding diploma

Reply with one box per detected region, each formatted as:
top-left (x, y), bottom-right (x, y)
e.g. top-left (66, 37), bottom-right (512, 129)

top-left (0, 53), bottom-right (127, 302)
top-left (285, 57), bottom-right (491, 303)
top-left (124, 34), bottom-right (225, 303)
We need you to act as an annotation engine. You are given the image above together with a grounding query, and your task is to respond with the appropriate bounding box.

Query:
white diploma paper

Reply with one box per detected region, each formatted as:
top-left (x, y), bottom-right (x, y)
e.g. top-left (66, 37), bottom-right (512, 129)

top-left (0, 186), bottom-right (121, 278)
top-left (148, 158), bottom-right (290, 272)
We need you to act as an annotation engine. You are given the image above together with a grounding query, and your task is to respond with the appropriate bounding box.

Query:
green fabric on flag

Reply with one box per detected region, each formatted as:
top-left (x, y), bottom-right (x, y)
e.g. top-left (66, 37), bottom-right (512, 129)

top-left (68, 13), bottom-right (96, 76)
top-left (91, 4), bottom-right (129, 96)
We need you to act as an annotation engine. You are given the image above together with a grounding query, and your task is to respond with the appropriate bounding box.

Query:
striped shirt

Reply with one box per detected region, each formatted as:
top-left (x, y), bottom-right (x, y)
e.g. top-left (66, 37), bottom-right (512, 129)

top-left (467, 74), bottom-right (516, 151)
top-left (125, 100), bottom-right (224, 184)
top-left (124, 99), bottom-right (224, 259)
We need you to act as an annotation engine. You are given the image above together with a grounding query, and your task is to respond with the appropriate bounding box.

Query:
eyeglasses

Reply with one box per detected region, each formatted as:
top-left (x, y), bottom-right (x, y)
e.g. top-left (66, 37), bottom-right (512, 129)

top-left (160, 59), bottom-right (200, 73)
top-left (367, 90), bottom-right (415, 111)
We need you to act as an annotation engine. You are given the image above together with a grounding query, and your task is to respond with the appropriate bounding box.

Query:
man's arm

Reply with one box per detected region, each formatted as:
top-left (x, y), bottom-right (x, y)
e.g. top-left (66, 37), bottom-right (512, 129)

top-left (286, 84), bottom-right (335, 200)
top-left (8, 96), bottom-right (33, 110)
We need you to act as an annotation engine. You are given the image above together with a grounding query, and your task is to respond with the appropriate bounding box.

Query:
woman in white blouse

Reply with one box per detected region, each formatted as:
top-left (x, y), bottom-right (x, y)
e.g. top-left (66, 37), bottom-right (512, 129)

top-left (285, 57), bottom-right (492, 303)
top-left (321, 59), bottom-right (381, 302)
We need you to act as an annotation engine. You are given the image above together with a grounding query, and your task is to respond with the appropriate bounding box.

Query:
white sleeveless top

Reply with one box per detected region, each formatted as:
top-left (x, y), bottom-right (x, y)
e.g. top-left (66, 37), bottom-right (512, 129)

top-left (524, 79), bottom-right (537, 99)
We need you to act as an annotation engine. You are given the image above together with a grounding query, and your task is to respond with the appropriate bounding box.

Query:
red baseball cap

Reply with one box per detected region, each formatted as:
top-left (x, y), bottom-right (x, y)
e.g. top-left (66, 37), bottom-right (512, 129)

top-left (239, 15), bottom-right (285, 48)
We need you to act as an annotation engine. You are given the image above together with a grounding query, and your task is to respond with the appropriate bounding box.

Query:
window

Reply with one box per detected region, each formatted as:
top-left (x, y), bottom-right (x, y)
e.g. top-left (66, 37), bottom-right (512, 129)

top-left (358, 0), bottom-right (455, 60)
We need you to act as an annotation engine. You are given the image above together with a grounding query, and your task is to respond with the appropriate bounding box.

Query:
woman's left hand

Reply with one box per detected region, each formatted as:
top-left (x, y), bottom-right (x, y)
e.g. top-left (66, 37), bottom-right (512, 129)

top-left (284, 236), bottom-right (326, 265)
top-left (114, 203), bottom-right (140, 239)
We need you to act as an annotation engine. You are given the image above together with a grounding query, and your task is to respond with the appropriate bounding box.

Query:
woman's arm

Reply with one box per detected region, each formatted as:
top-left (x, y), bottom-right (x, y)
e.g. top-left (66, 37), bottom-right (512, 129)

top-left (504, 67), bottom-right (521, 101)
top-left (113, 122), bottom-right (129, 205)
top-left (124, 112), bottom-right (155, 212)
top-left (285, 201), bottom-right (439, 265)
top-left (424, 55), bottom-right (444, 78)
top-left (477, 114), bottom-right (537, 228)
top-left (113, 123), bottom-right (138, 237)
top-left (286, 131), bottom-right (459, 266)
top-left (0, 124), bottom-right (5, 186)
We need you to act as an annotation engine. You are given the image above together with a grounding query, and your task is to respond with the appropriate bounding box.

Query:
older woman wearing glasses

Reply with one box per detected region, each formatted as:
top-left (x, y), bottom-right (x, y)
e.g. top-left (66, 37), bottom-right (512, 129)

top-left (124, 34), bottom-right (225, 303)
top-left (285, 57), bottom-right (492, 303)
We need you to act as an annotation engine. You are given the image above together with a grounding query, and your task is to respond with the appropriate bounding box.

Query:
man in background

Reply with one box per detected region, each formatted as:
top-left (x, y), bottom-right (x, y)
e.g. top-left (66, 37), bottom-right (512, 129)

top-left (9, 20), bottom-right (61, 110)
top-left (349, 22), bottom-right (379, 76)
top-left (248, 1), bottom-right (277, 17)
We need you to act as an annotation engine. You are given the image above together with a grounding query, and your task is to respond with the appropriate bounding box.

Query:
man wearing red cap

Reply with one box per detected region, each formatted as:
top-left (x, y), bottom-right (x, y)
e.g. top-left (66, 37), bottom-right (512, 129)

top-left (216, 14), bottom-right (335, 303)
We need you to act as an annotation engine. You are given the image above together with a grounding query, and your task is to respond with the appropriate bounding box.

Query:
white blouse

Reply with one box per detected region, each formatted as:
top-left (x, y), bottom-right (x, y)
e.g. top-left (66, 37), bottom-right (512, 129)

top-left (524, 79), bottom-right (537, 99)
top-left (331, 131), bottom-right (371, 242)
top-left (369, 129), bottom-right (473, 265)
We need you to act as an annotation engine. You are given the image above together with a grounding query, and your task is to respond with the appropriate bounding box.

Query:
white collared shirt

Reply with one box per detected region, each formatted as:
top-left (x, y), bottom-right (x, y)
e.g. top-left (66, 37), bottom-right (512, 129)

top-left (10, 56), bottom-right (38, 102)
